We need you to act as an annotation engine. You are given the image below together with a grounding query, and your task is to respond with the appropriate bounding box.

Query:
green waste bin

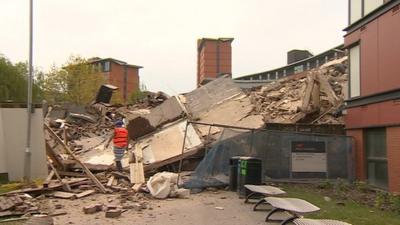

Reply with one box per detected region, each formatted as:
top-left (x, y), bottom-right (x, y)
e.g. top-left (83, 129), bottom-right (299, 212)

top-left (237, 157), bottom-right (262, 197)
top-left (229, 156), bottom-right (241, 191)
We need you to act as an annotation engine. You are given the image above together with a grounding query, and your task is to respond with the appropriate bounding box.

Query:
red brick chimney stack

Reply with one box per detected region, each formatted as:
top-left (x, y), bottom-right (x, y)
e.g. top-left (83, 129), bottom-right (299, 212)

top-left (197, 38), bottom-right (234, 87)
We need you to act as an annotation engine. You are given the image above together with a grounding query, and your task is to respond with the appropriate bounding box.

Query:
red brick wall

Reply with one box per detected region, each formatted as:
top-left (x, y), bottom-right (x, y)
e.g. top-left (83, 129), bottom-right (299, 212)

top-left (197, 39), bottom-right (232, 86)
top-left (387, 126), bottom-right (400, 193)
top-left (346, 129), bottom-right (366, 180)
top-left (108, 62), bottom-right (139, 102)
top-left (345, 100), bottom-right (400, 129)
top-left (344, 4), bottom-right (400, 97)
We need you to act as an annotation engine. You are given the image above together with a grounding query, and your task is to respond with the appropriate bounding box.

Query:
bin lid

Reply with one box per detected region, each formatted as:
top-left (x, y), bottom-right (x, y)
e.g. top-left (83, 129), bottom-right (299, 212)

top-left (238, 156), bottom-right (261, 161)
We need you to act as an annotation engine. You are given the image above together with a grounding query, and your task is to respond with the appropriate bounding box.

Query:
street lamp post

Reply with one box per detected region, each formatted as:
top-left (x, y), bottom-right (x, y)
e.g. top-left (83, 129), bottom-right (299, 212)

top-left (24, 0), bottom-right (33, 182)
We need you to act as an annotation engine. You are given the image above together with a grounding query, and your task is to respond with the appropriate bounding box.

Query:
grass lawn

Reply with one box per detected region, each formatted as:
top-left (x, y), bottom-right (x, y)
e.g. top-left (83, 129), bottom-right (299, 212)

top-left (282, 184), bottom-right (400, 225)
top-left (0, 183), bottom-right (24, 194)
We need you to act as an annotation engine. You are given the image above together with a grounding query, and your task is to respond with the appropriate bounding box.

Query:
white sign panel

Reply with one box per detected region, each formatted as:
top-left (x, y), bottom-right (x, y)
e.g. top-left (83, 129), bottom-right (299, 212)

top-left (291, 141), bottom-right (327, 173)
top-left (291, 152), bottom-right (327, 172)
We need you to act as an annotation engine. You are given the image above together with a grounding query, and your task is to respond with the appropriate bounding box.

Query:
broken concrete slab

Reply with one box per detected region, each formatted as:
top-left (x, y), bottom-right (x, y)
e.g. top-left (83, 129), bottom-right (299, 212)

top-left (137, 120), bottom-right (202, 165)
top-left (195, 94), bottom-right (264, 138)
top-left (127, 96), bottom-right (185, 140)
top-left (182, 77), bottom-right (242, 119)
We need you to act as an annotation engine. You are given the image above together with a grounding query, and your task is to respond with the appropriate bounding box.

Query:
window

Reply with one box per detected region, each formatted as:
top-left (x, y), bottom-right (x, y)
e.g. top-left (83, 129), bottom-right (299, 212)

top-left (103, 61), bottom-right (110, 72)
top-left (365, 128), bottom-right (388, 189)
top-left (350, 0), bottom-right (363, 24)
top-left (294, 65), bottom-right (304, 74)
top-left (349, 45), bottom-right (360, 98)
top-left (350, 0), bottom-right (384, 24)
top-left (364, 0), bottom-right (384, 15)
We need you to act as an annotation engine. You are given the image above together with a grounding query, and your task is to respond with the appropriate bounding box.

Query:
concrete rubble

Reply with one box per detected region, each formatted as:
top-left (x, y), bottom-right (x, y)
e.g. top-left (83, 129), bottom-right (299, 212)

top-left (250, 56), bottom-right (347, 124)
top-left (0, 57), bottom-right (349, 221)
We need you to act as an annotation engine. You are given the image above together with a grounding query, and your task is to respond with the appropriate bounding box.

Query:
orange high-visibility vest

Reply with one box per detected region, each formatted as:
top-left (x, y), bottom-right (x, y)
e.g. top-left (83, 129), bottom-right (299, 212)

top-left (113, 127), bottom-right (128, 148)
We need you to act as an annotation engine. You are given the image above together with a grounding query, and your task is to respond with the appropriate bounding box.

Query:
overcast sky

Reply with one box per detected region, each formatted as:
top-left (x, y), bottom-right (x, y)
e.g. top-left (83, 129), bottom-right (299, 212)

top-left (1, 0), bottom-right (347, 95)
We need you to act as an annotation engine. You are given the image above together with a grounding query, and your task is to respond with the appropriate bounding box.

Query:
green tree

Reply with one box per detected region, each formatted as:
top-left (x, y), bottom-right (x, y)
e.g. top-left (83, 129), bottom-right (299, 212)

top-left (129, 83), bottom-right (148, 104)
top-left (42, 56), bottom-right (106, 105)
top-left (0, 55), bottom-right (42, 103)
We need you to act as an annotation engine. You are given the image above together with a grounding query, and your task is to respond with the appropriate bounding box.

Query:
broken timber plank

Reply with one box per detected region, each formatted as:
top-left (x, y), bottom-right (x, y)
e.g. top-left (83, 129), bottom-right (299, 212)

top-left (300, 75), bottom-right (315, 112)
top-left (43, 170), bottom-right (55, 188)
top-left (45, 140), bottom-right (64, 170)
top-left (44, 124), bottom-right (107, 194)
top-left (130, 143), bottom-right (145, 184)
top-left (132, 183), bottom-right (143, 192)
top-left (143, 144), bottom-right (204, 172)
top-left (48, 161), bottom-right (72, 192)
top-left (0, 195), bottom-right (22, 211)
top-left (2, 178), bottom-right (89, 195)
top-left (76, 190), bottom-right (96, 199)
top-left (311, 77), bottom-right (320, 111)
top-left (106, 176), bottom-right (115, 187)
top-left (53, 191), bottom-right (76, 199)
top-left (58, 171), bottom-right (87, 178)
top-left (318, 74), bottom-right (340, 105)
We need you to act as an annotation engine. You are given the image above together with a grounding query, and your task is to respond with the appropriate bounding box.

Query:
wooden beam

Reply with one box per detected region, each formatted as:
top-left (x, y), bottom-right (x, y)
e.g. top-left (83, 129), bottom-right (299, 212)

top-left (311, 77), bottom-right (320, 111)
top-left (300, 75), bottom-right (315, 113)
top-left (130, 143), bottom-right (145, 184)
top-left (143, 145), bottom-right (204, 172)
top-left (48, 161), bottom-right (72, 192)
top-left (106, 176), bottom-right (115, 187)
top-left (43, 170), bottom-right (55, 188)
top-left (45, 140), bottom-right (64, 170)
top-left (318, 74), bottom-right (340, 105)
top-left (76, 189), bottom-right (96, 199)
top-left (44, 124), bottom-right (107, 194)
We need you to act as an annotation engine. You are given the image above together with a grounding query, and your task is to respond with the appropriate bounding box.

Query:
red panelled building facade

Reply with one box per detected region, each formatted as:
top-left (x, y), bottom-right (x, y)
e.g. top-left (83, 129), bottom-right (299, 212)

top-left (344, 0), bottom-right (400, 192)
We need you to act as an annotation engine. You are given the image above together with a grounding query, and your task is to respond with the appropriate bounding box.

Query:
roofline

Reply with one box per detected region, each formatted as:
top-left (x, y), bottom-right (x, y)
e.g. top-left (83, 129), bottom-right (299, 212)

top-left (89, 57), bottom-right (143, 69)
top-left (343, 0), bottom-right (400, 34)
top-left (197, 37), bottom-right (234, 50)
top-left (234, 44), bottom-right (344, 80)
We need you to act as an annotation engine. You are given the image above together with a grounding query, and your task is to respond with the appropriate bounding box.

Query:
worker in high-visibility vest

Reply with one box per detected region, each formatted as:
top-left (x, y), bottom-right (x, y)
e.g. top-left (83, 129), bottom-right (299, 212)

top-left (105, 120), bottom-right (128, 172)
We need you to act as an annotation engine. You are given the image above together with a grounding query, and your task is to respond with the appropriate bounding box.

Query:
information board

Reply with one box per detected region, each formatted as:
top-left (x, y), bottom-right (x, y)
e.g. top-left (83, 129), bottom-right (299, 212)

top-left (291, 141), bottom-right (327, 173)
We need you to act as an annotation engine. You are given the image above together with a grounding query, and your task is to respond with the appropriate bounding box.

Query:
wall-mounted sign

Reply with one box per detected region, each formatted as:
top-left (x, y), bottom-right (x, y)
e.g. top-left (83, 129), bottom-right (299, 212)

top-left (291, 141), bottom-right (327, 173)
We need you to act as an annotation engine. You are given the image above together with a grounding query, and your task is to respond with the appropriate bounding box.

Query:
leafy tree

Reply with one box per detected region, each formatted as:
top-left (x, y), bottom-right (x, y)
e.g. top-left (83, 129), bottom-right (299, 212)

top-left (41, 56), bottom-right (106, 105)
top-left (0, 55), bottom-right (42, 103)
top-left (110, 90), bottom-right (124, 105)
top-left (129, 83), bottom-right (148, 104)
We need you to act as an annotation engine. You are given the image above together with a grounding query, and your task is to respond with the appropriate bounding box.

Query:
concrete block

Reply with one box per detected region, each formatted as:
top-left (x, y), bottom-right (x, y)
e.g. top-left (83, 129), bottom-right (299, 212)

top-left (83, 204), bottom-right (102, 214)
top-left (105, 209), bottom-right (122, 218)
top-left (176, 188), bottom-right (190, 199)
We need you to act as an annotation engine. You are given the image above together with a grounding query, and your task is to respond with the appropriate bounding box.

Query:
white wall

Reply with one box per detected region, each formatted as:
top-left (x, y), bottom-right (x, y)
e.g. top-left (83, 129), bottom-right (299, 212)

top-left (0, 110), bottom-right (7, 173)
top-left (0, 107), bottom-right (47, 181)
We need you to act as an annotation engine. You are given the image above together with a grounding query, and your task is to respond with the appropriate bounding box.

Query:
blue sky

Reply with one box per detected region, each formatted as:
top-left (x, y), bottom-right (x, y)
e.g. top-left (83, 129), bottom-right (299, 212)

top-left (0, 0), bottom-right (348, 95)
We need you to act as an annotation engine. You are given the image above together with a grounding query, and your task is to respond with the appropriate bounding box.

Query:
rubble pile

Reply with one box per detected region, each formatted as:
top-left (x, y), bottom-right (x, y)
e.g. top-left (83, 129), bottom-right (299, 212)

top-left (250, 57), bottom-right (348, 124)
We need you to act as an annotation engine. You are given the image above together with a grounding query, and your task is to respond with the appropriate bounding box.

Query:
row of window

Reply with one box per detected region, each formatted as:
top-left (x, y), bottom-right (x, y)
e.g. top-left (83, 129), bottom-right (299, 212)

top-left (240, 52), bottom-right (341, 81)
top-left (92, 61), bottom-right (111, 73)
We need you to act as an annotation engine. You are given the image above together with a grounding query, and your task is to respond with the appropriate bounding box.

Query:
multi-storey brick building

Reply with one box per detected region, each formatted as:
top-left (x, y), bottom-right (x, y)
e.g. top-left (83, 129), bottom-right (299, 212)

top-left (344, 0), bottom-right (400, 192)
top-left (88, 57), bottom-right (142, 103)
top-left (197, 38), bottom-right (234, 87)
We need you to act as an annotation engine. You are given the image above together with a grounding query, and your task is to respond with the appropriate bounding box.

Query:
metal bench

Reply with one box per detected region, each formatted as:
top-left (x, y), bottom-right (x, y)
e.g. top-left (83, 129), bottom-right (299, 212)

top-left (243, 185), bottom-right (286, 211)
top-left (264, 197), bottom-right (320, 224)
top-left (292, 218), bottom-right (352, 225)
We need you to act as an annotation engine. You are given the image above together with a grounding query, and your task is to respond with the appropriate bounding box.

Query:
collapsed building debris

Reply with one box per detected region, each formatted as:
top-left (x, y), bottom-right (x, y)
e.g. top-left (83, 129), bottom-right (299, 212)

top-left (0, 56), bottom-right (350, 221)
top-left (249, 56), bottom-right (348, 124)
